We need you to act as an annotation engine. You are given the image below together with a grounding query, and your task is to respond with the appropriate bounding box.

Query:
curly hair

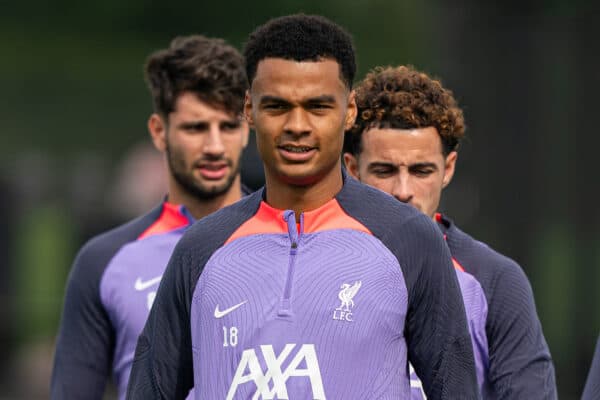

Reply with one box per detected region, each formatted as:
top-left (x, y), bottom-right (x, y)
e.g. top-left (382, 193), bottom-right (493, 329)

top-left (345, 65), bottom-right (465, 156)
top-left (243, 14), bottom-right (356, 88)
top-left (144, 35), bottom-right (247, 118)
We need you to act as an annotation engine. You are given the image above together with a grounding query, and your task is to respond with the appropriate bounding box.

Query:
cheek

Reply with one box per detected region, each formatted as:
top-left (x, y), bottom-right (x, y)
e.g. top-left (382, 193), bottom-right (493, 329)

top-left (224, 134), bottom-right (246, 154)
top-left (174, 132), bottom-right (203, 150)
top-left (253, 119), bottom-right (276, 143)
top-left (361, 175), bottom-right (392, 193)
top-left (322, 116), bottom-right (345, 141)
top-left (416, 179), bottom-right (443, 203)
top-left (254, 132), bottom-right (275, 163)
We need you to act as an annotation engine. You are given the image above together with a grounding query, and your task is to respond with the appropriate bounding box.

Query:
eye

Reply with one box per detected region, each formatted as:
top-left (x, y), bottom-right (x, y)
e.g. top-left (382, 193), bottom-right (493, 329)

top-left (307, 103), bottom-right (334, 114)
top-left (412, 168), bottom-right (435, 177)
top-left (184, 123), bottom-right (209, 133)
top-left (221, 122), bottom-right (241, 131)
top-left (370, 168), bottom-right (394, 178)
top-left (263, 103), bottom-right (288, 111)
top-left (309, 103), bottom-right (332, 109)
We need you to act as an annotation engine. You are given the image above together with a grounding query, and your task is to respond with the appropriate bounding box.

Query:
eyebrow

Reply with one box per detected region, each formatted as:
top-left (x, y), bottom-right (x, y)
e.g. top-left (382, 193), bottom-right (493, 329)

top-left (304, 95), bottom-right (336, 104)
top-left (177, 118), bottom-right (240, 129)
top-left (409, 162), bottom-right (438, 170)
top-left (258, 95), bottom-right (337, 105)
top-left (367, 162), bottom-right (397, 169)
top-left (367, 161), bottom-right (438, 169)
top-left (178, 121), bottom-right (209, 130)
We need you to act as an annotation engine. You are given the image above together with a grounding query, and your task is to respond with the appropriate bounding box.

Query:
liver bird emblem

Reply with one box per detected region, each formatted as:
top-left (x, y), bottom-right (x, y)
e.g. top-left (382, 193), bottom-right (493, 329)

top-left (336, 281), bottom-right (362, 312)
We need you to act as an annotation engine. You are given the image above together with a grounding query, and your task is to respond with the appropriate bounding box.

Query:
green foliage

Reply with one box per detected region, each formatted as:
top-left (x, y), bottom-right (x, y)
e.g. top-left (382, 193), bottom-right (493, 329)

top-left (13, 205), bottom-right (75, 343)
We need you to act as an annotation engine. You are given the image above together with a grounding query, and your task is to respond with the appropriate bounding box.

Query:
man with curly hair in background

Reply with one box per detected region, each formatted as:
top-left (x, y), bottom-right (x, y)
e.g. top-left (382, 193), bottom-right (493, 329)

top-left (344, 65), bottom-right (557, 399)
top-left (51, 35), bottom-right (250, 400)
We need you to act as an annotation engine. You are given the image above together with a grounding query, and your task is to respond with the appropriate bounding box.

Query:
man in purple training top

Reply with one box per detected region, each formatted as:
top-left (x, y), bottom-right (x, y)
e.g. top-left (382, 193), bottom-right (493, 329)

top-left (51, 35), bottom-right (250, 400)
top-left (344, 65), bottom-right (557, 399)
top-left (127, 14), bottom-right (479, 399)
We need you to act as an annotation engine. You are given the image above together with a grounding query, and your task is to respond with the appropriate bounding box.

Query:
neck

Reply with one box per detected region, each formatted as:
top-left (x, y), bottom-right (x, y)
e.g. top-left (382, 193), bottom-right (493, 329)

top-left (167, 175), bottom-right (243, 220)
top-left (264, 163), bottom-right (343, 222)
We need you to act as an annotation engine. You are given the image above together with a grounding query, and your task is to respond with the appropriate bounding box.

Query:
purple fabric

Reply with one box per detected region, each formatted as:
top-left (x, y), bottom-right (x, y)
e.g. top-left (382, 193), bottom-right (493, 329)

top-left (191, 228), bottom-right (411, 399)
top-left (100, 228), bottom-right (185, 399)
top-left (410, 268), bottom-right (489, 399)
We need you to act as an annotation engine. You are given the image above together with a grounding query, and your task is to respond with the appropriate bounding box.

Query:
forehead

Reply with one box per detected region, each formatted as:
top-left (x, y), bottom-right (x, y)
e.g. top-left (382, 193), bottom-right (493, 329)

top-left (171, 92), bottom-right (236, 121)
top-left (251, 58), bottom-right (347, 99)
top-left (361, 127), bottom-right (444, 162)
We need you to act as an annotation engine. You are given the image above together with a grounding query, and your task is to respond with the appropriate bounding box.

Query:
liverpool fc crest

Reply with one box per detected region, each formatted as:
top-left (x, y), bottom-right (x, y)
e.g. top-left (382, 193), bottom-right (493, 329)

top-left (333, 281), bottom-right (362, 322)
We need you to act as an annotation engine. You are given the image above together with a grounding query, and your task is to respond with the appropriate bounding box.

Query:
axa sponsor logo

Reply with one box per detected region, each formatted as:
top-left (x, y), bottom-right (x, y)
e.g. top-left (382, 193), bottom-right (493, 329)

top-left (333, 281), bottom-right (362, 322)
top-left (227, 343), bottom-right (325, 400)
top-left (409, 363), bottom-right (428, 399)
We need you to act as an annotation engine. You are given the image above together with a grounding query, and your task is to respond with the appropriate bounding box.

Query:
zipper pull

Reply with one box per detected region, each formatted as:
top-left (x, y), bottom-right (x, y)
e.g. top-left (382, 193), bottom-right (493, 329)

top-left (283, 210), bottom-right (299, 248)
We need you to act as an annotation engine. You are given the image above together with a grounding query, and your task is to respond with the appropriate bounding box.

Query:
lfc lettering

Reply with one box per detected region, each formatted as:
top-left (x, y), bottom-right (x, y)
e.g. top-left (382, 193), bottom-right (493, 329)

top-left (332, 309), bottom-right (354, 321)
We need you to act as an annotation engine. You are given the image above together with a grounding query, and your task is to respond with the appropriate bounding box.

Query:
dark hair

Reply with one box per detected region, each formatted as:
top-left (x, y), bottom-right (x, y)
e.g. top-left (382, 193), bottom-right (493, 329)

top-left (345, 65), bottom-right (465, 156)
top-left (243, 14), bottom-right (356, 88)
top-left (145, 35), bottom-right (247, 117)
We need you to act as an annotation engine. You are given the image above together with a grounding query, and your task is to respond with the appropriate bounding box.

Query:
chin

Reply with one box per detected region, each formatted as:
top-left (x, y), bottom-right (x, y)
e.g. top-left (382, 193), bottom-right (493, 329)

top-left (280, 176), bottom-right (317, 187)
top-left (276, 171), bottom-right (321, 187)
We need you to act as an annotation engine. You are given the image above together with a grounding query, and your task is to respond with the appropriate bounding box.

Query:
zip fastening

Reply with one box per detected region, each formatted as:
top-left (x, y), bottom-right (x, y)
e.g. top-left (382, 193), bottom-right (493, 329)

top-left (278, 210), bottom-right (303, 316)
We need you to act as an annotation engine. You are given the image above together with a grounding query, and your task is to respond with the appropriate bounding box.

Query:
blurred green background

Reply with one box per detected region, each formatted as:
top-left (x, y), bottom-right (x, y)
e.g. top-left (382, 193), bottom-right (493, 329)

top-left (1, 1), bottom-right (598, 398)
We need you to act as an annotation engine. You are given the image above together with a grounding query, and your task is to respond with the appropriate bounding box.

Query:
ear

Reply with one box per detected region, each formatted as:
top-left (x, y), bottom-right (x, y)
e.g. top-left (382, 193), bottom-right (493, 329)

top-left (442, 151), bottom-right (458, 188)
top-left (343, 152), bottom-right (360, 180)
top-left (344, 90), bottom-right (358, 131)
top-left (244, 90), bottom-right (254, 128)
top-left (240, 119), bottom-right (250, 148)
top-left (148, 113), bottom-right (167, 152)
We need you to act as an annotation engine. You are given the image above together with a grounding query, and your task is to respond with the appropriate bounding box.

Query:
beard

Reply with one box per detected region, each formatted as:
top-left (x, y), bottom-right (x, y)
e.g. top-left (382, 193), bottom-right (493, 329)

top-left (166, 142), bottom-right (241, 200)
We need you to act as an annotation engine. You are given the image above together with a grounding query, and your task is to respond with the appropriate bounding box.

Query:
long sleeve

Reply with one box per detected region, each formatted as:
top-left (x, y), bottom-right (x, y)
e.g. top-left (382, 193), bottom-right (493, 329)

top-left (399, 215), bottom-right (480, 399)
top-left (485, 261), bottom-right (557, 399)
top-left (51, 242), bottom-right (115, 400)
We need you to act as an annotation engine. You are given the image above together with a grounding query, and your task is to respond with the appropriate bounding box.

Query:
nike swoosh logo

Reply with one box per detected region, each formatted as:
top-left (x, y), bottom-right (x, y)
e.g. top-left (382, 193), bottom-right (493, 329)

top-left (134, 276), bottom-right (162, 291)
top-left (214, 301), bottom-right (247, 318)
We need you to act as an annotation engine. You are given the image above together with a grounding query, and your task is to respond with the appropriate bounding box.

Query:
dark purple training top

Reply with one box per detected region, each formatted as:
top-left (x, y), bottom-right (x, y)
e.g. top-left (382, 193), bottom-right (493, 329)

top-left (51, 202), bottom-right (194, 400)
top-left (409, 258), bottom-right (489, 399)
top-left (437, 213), bottom-right (556, 399)
top-left (127, 174), bottom-right (480, 399)
top-left (51, 185), bottom-right (253, 400)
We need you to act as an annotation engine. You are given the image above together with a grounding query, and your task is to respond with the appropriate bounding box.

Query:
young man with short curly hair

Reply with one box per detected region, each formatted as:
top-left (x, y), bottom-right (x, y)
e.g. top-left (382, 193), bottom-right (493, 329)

top-left (51, 35), bottom-right (250, 400)
top-left (127, 15), bottom-right (479, 400)
top-left (344, 65), bottom-right (557, 399)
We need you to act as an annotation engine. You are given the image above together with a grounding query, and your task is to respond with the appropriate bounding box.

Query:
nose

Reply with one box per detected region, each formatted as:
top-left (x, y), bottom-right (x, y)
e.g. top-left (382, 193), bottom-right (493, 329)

top-left (391, 175), bottom-right (413, 204)
top-left (283, 107), bottom-right (311, 136)
top-left (203, 125), bottom-right (225, 156)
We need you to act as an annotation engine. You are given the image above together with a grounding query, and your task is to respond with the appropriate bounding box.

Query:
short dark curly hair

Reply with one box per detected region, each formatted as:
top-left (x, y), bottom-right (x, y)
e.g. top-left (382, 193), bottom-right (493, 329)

top-left (145, 35), bottom-right (247, 118)
top-left (345, 65), bottom-right (465, 156)
top-left (243, 14), bottom-right (356, 88)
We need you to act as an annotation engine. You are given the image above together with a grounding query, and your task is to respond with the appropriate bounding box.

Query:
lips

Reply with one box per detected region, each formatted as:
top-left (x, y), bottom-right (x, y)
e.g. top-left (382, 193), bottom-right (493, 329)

top-left (277, 144), bottom-right (317, 162)
top-left (196, 161), bottom-right (229, 180)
